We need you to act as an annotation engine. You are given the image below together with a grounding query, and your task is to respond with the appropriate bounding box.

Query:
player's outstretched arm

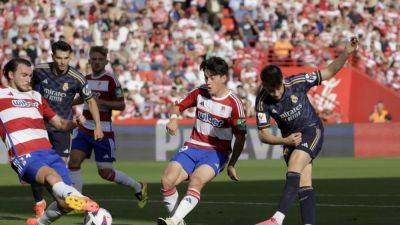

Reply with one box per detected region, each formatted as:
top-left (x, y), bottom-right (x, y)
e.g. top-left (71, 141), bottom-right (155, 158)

top-left (86, 97), bottom-right (104, 140)
top-left (258, 129), bottom-right (302, 147)
top-left (49, 114), bottom-right (84, 131)
top-left (227, 133), bottom-right (246, 181)
top-left (320, 37), bottom-right (359, 81)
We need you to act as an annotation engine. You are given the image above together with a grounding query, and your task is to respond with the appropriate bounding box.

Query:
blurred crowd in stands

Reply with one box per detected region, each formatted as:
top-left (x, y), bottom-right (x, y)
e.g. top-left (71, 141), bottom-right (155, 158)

top-left (0, 0), bottom-right (398, 122)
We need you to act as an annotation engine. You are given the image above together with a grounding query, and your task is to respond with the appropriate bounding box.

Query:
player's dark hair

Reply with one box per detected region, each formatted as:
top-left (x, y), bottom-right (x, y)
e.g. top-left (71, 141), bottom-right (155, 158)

top-left (89, 46), bottom-right (108, 57)
top-left (3, 58), bottom-right (32, 80)
top-left (200, 57), bottom-right (229, 76)
top-left (260, 65), bottom-right (283, 88)
top-left (51, 40), bottom-right (72, 54)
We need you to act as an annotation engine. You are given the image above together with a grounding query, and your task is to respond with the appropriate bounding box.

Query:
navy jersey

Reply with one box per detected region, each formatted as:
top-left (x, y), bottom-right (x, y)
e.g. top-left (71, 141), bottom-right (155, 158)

top-left (33, 63), bottom-right (92, 122)
top-left (255, 71), bottom-right (322, 137)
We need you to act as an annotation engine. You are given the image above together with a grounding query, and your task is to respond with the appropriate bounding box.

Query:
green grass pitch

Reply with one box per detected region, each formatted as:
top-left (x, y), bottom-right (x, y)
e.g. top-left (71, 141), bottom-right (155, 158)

top-left (0, 157), bottom-right (399, 225)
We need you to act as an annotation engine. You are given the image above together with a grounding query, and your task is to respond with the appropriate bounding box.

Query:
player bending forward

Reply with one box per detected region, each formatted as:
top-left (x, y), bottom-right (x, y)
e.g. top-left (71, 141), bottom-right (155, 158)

top-left (255, 38), bottom-right (358, 225)
top-left (0, 58), bottom-right (99, 225)
top-left (157, 57), bottom-right (247, 225)
top-left (68, 46), bottom-right (148, 208)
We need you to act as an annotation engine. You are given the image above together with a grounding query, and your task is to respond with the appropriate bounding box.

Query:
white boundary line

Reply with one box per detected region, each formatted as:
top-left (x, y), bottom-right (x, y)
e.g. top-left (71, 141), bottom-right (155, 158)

top-left (0, 197), bottom-right (399, 208)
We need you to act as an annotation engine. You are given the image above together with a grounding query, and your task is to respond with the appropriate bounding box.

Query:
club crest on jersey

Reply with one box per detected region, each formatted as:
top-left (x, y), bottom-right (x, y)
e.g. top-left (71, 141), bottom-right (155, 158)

top-left (290, 95), bottom-right (298, 104)
top-left (305, 72), bottom-right (317, 83)
top-left (62, 82), bottom-right (69, 91)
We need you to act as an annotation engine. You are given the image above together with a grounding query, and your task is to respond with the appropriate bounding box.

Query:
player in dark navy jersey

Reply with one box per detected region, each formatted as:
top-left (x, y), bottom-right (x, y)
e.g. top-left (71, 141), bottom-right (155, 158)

top-left (255, 38), bottom-right (359, 225)
top-left (31, 41), bottom-right (104, 218)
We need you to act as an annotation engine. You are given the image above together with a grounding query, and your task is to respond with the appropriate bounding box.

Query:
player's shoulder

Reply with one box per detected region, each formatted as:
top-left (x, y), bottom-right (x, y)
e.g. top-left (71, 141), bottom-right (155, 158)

top-left (284, 70), bottom-right (321, 87)
top-left (67, 67), bottom-right (86, 85)
top-left (34, 63), bottom-right (52, 74)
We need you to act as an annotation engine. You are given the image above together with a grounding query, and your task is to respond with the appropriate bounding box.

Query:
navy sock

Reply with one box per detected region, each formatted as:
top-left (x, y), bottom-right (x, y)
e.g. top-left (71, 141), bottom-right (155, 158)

top-left (277, 171), bottom-right (301, 215)
top-left (299, 186), bottom-right (316, 225)
top-left (31, 183), bottom-right (44, 203)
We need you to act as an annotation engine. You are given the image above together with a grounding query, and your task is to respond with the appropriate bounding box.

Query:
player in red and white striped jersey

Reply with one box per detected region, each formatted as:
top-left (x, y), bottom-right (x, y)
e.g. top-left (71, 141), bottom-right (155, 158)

top-left (157, 57), bottom-right (247, 225)
top-left (68, 46), bottom-right (148, 208)
top-left (1, 58), bottom-right (99, 225)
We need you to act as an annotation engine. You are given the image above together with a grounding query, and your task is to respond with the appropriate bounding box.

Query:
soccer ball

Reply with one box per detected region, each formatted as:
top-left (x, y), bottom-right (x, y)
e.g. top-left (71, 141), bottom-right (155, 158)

top-left (83, 208), bottom-right (112, 225)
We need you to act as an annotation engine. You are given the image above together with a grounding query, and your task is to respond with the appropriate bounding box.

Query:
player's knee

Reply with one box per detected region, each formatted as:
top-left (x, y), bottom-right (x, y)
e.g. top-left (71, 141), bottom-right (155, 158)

top-left (188, 176), bottom-right (205, 190)
top-left (161, 176), bottom-right (175, 189)
top-left (98, 169), bottom-right (115, 181)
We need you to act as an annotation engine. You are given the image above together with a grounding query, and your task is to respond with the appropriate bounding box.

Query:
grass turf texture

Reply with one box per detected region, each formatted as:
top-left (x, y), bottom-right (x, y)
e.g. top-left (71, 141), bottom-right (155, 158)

top-left (0, 157), bottom-right (399, 225)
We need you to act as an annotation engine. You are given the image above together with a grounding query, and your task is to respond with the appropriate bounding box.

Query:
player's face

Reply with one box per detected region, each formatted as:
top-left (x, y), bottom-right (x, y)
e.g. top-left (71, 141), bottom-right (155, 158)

top-left (52, 50), bottom-right (71, 73)
top-left (89, 52), bottom-right (108, 74)
top-left (263, 82), bottom-right (284, 101)
top-left (10, 64), bottom-right (33, 92)
top-left (204, 70), bottom-right (227, 96)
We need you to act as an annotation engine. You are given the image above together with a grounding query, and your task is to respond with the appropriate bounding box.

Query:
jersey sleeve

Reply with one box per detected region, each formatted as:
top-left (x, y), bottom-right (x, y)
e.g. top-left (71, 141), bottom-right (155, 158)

top-left (175, 88), bottom-right (201, 112)
top-left (109, 75), bottom-right (124, 101)
top-left (78, 79), bottom-right (93, 100)
top-left (230, 96), bottom-right (247, 135)
top-left (285, 70), bottom-right (322, 92)
top-left (255, 90), bottom-right (271, 130)
top-left (40, 97), bottom-right (56, 120)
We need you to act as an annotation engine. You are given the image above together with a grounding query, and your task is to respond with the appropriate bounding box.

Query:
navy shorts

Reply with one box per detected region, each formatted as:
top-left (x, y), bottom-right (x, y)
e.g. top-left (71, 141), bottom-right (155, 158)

top-left (171, 146), bottom-right (229, 175)
top-left (283, 126), bottom-right (324, 164)
top-left (10, 150), bottom-right (72, 184)
top-left (48, 130), bottom-right (71, 157)
top-left (71, 131), bottom-right (116, 162)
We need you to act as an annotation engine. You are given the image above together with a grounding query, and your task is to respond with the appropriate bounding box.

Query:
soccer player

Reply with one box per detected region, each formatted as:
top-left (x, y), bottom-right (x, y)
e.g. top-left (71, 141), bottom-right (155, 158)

top-left (0, 58), bottom-right (99, 225)
top-left (68, 46), bottom-right (148, 208)
top-left (30, 41), bottom-right (104, 217)
top-left (157, 57), bottom-right (247, 225)
top-left (254, 38), bottom-right (359, 225)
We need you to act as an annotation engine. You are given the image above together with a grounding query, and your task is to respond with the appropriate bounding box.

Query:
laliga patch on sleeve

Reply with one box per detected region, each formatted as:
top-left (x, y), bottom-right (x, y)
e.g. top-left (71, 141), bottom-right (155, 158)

top-left (115, 87), bottom-right (123, 98)
top-left (237, 119), bottom-right (247, 131)
top-left (82, 83), bottom-right (92, 96)
top-left (257, 113), bottom-right (267, 123)
top-left (305, 72), bottom-right (317, 83)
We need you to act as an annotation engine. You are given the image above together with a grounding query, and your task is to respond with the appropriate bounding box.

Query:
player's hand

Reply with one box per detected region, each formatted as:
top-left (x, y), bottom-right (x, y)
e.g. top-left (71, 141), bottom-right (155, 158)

top-left (227, 165), bottom-right (240, 181)
top-left (283, 132), bottom-right (302, 147)
top-left (345, 37), bottom-right (359, 54)
top-left (94, 127), bottom-right (104, 140)
top-left (166, 119), bottom-right (178, 136)
top-left (72, 114), bottom-right (86, 126)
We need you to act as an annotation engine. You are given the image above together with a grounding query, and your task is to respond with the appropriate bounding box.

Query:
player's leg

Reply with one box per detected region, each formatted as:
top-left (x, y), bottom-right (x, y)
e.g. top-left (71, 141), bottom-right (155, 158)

top-left (28, 192), bottom-right (72, 225)
top-left (171, 164), bottom-right (215, 222)
top-left (299, 163), bottom-right (315, 225)
top-left (256, 150), bottom-right (311, 225)
top-left (68, 131), bottom-right (92, 193)
top-left (160, 147), bottom-right (195, 215)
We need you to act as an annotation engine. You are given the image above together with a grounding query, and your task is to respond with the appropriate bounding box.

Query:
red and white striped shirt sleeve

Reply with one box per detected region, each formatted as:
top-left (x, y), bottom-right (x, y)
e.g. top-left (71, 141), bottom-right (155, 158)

top-left (230, 94), bottom-right (247, 134)
top-left (40, 97), bottom-right (56, 120)
top-left (176, 88), bottom-right (200, 112)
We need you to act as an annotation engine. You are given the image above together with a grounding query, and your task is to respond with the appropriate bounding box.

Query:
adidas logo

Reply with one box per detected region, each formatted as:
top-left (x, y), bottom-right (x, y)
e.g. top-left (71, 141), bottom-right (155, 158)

top-left (7, 92), bottom-right (13, 96)
top-left (214, 163), bottom-right (219, 169)
top-left (271, 109), bottom-right (277, 114)
top-left (42, 79), bottom-right (48, 84)
top-left (103, 154), bottom-right (109, 159)
top-left (63, 149), bottom-right (69, 153)
top-left (301, 143), bottom-right (308, 148)
top-left (184, 197), bottom-right (192, 203)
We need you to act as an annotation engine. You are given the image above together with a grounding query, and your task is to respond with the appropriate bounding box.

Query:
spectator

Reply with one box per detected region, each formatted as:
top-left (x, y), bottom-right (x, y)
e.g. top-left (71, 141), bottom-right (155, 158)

top-left (369, 101), bottom-right (391, 123)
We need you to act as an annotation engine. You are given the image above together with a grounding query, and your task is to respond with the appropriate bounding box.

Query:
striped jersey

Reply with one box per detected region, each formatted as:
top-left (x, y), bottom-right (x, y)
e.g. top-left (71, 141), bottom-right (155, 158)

top-left (79, 72), bottom-right (123, 138)
top-left (177, 85), bottom-right (247, 155)
top-left (255, 71), bottom-right (323, 136)
top-left (0, 87), bottom-right (56, 158)
top-left (33, 63), bottom-right (92, 128)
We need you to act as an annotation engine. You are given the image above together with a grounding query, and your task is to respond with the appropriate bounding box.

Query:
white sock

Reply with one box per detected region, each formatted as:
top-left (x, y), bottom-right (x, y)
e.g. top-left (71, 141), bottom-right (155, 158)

top-left (172, 188), bottom-right (200, 221)
top-left (161, 187), bottom-right (179, 214)
top-left (272, 211), bottom-right (285, 225)
top-left (52, 182), bottom-right (83, 199)
top-left (69, 169), bottom-right (83, 193)
top-left (38, 201), bottom-right (66, 225)
top-left (114, 170), bottom-right (142, 193)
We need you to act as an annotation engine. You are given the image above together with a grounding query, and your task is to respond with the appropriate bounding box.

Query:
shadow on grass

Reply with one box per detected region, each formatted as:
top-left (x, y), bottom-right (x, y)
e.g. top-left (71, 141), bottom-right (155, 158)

top-left (0, 178), bottom-right (399, 225)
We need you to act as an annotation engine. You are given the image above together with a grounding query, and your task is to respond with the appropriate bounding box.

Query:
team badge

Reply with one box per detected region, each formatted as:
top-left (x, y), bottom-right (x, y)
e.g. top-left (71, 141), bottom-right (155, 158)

top-left (115, 87), bottom-right (123, 98)
top-left (290, 95), bottom-right (298, 104)
top-left (257, 112), bottom-right (267, 123)
top-left (62, 82), bottom-right (69, 91)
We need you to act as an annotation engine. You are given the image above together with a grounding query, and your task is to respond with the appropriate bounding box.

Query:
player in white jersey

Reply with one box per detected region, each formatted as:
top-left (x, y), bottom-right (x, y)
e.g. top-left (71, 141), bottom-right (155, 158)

top-left (0, 58), bottom-right (99, 225)
top-left (157, 57), bottom-right (247, 225)
top-left (68, 46), bottom-right (148, 208)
